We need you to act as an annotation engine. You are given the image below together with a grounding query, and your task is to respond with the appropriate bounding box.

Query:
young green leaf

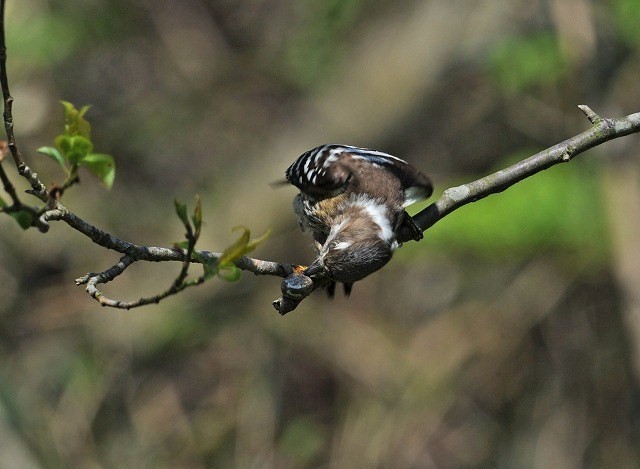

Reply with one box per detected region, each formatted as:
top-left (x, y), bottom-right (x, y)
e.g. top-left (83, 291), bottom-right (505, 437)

top-left (43, 101), bottom-right (118, 190)
top-left (173, 240), bottom-right (190, 250)
top-left (55, 135), bottom-right (93, 164)
top-left (80, 153), bottom-right (115, 189)
top-left (202, 259), bottom-right (219, 280)
top-left (60, 100), bottom-right (91, 138)
top-left (11, 209), bottom-right (35, 230)
top-left (37, 146), bottom-right (68, 169)
top-left (217, 226), bottom-right (252, 266)
top-left (192, 195), bottom-right (202, 238)
top-left (245, 227), bottom-right (272, 252)
top-left (0, 198), bottom-right (34, 229)
top-left (218, 226), bottom-right (271, 266)
top-left (174, 199), bottom-right (190, 228)
top-left (217, 264), bottom-right (242, 282)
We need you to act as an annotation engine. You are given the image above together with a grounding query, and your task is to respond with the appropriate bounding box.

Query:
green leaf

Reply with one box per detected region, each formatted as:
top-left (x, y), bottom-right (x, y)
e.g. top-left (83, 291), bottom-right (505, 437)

top-left (0, 198), bottom-right (34, 229)
top-left (174, 199), bottom-right (189, 227)
top-left (202, 259), bottom-right (219, 280)
top-left (37, 145), bottom-right (68, 169)
top-left (217, 264), bottom-right (242, 282)
top-left (80, 153), bottom-right (115, 189)
top-left (11, 209), bottom-right (35, 230)
top-left (192, 195), bottom-right (202, 238)
top-left (60, 100), bottom-right (91, 138)
top-left (55, 135), bottom-right (93, 164)
top-left (245, 227), bottom-right (272, 252)
top-left (218, 226), bottom-right (271, 266)
top-left (217, 226), bottom-right (252, 266)
top-left (173, 240), bottom-right (190, 250)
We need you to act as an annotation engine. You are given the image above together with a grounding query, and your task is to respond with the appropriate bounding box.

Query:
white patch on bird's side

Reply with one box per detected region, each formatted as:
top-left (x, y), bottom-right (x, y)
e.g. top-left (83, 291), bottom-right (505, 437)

top-left (323, 218), bottom-right (349, 246)
top-left (403, 186), bottom-right (430, 207)
top-left (333, 241), bottom-right (352, 250)
top-left (319, 218), bottom-right (351, 261)
top-left (349, 195), bottom-right (395, 244)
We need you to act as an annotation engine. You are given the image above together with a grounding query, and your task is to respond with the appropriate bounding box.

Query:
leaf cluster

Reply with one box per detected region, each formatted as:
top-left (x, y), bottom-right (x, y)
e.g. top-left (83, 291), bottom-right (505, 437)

top-left (174, 197), bottom-right (271, 285)
top-left (38, 101), bottom-right (115, 189)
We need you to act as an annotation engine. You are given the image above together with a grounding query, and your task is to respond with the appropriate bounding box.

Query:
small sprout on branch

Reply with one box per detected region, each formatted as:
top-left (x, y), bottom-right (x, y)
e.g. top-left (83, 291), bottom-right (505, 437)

top-left (174, 198), bottom-right (192, 236)
top-left (173, 195), bottom-right (202, 285)
top-left (211, 226), bottom-right (272, 283)
top-left (37, 101), bottom-right (115, 192)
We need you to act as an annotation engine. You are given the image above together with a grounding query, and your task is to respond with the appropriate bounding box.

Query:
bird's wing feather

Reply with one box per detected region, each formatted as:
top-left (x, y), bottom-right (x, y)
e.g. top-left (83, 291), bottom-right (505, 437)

top-left (286, 144), bottom-right (433, 205)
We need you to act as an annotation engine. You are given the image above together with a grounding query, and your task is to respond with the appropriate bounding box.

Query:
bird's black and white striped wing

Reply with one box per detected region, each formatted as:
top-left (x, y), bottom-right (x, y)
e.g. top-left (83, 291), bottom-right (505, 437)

top-left (285, 144), bottom-right (432, 205)
top-left (285, 145), bottom-right (353, 197)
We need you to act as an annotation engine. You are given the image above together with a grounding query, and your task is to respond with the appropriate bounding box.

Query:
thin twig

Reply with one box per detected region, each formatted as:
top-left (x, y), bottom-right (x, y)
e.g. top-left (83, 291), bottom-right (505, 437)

top-left (75, 255), bottom-right (208, 309)
top-left (0, 140), bottom-right (19, 204)
top-left (0, 0), bottom-right (47, 202)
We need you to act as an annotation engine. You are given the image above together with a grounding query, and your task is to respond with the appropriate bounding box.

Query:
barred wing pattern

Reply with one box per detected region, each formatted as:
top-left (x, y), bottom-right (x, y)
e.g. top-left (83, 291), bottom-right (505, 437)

top-left (285, 144), bottom-right (432, 204)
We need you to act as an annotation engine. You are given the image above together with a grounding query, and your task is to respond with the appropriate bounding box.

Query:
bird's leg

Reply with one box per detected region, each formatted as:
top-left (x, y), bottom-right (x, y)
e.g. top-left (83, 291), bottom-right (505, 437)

top-left (399, 210), bottom-right (423, 241)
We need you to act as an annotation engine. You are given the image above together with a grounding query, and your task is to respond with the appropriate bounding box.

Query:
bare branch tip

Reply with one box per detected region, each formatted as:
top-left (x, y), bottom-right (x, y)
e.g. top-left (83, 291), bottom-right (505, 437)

top-left (273, 296), bottom-right (301, 315)
top-left (75, 274), bottom-right (90, 285)
top-left (578, 105), bottom-right (602, 124)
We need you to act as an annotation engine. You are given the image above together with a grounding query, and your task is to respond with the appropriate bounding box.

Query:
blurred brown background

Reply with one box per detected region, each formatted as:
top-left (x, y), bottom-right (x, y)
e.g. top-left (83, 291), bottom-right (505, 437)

top-left (1, 0), bottom-right (640, 467)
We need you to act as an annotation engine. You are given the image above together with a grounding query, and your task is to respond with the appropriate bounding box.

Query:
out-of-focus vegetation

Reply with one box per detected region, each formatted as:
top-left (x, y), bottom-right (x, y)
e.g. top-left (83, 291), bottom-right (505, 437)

top-left (1, 0), bottom-right (639, 467)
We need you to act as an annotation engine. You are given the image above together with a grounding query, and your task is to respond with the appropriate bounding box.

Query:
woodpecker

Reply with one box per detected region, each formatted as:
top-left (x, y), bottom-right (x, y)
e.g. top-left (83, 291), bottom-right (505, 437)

top-left (285, 144), bottom-right (432, 296)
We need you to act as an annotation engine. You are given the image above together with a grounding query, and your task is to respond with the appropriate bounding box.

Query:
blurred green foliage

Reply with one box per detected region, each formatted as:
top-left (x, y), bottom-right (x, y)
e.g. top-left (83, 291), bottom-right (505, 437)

top-left (9, 12), bottom-right (83, 65)
top-left (284, 0), bottom-right (366, 87)
top-left (278, 417), bottom-right (326, 466)
top-left (612, 0), bottom-right (640, 46)
top-left (404, 154), bottom-right (607, 261)
top-left (490, 34), bottom-right (568, 93)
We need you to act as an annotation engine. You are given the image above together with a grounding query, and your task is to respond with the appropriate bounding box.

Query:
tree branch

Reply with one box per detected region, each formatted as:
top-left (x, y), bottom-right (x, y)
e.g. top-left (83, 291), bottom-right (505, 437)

top-left (274, 106), bottom-right (640, 314)
top-left (40, 201), bottom-right (297, 309)
top-left (396, 106), bottom-right (640, 241)
top-left (0, 0), bottom-right (47, 202)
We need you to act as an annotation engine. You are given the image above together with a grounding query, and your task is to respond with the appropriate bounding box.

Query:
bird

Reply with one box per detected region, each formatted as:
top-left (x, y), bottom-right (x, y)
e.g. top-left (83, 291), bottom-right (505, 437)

top-left (284, 144), bottom-right (432, 297)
